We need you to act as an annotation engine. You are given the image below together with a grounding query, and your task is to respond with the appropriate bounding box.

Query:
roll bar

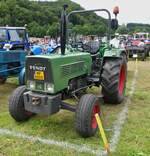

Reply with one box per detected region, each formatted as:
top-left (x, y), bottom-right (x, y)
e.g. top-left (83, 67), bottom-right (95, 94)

top-left (60, 5), bottom-right (113, 55)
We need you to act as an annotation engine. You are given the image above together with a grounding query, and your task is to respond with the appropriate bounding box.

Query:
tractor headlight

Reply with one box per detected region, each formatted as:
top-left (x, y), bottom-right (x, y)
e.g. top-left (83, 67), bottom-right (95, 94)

top-left (27, 81), bottom-right (35, 90)
top-left (45, 83), bottom-right (54, 93)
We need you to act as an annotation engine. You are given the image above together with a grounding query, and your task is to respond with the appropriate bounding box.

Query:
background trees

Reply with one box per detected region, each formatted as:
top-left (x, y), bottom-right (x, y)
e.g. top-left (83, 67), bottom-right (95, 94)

top-left (0, 0), bottom-right (107, 37)
top-left (0, 0), bottom-right (149, 37)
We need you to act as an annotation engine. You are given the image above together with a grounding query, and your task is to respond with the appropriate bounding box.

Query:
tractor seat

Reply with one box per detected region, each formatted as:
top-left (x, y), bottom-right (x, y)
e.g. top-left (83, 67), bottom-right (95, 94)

top-left (86, 40), bottom-right (100, 54)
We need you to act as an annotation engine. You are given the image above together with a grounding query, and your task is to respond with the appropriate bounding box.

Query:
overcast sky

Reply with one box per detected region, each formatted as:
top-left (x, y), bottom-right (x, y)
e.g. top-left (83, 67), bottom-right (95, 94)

top-left (72, 0), bottom-right (150, 25)
top-left (35, 0), bottom-right (150, 24)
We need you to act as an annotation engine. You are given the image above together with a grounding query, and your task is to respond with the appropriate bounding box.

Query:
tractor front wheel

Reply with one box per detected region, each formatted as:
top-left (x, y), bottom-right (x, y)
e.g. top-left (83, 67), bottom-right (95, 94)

top-left (101, 56), bottom-right (127, 104)
top-left (75, 94), bottom-right (101, 138)
top-left (9, 86), bottom-right (34, 122)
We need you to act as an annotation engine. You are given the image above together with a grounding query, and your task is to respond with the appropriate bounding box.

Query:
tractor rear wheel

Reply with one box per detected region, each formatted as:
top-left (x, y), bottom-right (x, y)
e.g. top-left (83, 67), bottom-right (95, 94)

top-left (0, 76), bottom-right (7, 84)
top-left (9, 86), bottom-right (34, 122)
top-left (101, 55), bottom-right (127, 104)
top-left (75, 94), bottom-right (101, 138)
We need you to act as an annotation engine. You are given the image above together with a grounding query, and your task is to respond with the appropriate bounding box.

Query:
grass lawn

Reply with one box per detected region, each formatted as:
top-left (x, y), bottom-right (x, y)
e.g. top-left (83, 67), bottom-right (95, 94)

top-left (0, 60), bottom-right (149, 156)
top-left (111, 59), bottom-right (150, 156)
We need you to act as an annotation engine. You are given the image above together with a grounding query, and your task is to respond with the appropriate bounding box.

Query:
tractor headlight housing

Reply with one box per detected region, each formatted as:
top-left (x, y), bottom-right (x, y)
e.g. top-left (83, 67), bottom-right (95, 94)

top-left (45, 83), bottom-right (54, 93)
top-left (27, 80), bottom-right (35, 90)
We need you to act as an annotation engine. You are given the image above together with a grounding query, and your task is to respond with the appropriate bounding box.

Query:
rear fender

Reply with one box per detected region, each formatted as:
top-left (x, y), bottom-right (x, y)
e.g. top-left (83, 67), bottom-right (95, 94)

top-left (19, 67), bottom-right (25, 85)
top-left (100, 49), bottom-right (127, 83)
top-left (103, 48), bottom-right (127, 60)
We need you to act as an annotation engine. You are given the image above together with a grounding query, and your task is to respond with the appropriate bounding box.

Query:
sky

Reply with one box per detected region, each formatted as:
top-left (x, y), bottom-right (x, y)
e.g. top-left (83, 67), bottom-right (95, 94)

top-left (72, 0), bottom-right (150, 25)
top-left (33, 0), bottom-right (150, 25)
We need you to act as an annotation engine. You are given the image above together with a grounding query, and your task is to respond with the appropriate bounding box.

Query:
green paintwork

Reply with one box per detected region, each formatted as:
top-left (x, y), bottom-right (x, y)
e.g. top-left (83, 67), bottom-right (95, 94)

top-left (103, 48), bottom-right (124, 58)
top-left (26, 51), bottom-right (92, 94)
top-left (99, 43), bottom-right (109, 57)
top-left (26, 42), bottom-right (126, 94)
top-left (99, 43), bottom-right (125, 58)
top-left (50, 52), bottom-right (92, 93)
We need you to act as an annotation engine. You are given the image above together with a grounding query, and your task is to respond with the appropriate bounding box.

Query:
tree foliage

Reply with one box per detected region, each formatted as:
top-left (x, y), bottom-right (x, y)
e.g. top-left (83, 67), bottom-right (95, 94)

top-left (0, 0), bottom-right (107, 37)
top-left (127, 23), bottom-right (150, 33)
top-left (116, 24), bottom-right (129, 34)
top-left (116, 23), bottom-right (150, 35)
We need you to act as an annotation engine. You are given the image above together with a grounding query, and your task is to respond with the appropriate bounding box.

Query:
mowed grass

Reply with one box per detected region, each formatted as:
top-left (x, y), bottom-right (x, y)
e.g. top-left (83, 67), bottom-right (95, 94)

top-left (0, 59), bottom-right (149, 156)
top-left (111, 59), bottom-right (150, 156)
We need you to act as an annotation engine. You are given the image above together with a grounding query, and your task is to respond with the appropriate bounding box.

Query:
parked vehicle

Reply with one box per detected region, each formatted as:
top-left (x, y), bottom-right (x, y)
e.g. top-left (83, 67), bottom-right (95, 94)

top-left (0, 27), bottom-right (29, 84)
top-left (126, 32), bottom-right (150, 60)
top-left (9, 6), bottom-right (127, 138)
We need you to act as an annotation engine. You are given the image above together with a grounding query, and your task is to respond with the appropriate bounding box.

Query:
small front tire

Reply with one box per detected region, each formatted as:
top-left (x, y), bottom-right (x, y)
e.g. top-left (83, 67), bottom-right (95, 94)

top-left (9, 86), bottom-right (33, 122)
top-left (75, 94), bottom-right (101, 138)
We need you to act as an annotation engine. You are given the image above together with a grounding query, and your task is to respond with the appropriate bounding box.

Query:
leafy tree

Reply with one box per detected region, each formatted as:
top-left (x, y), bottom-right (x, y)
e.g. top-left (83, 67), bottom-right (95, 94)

top-left (0, 0), bottom-right (108, 37)
top-left (127, 23), bottom-right (150, 33)
top-left (116, 25), bottom-right (129, 34)
top-left (46, 23), bottom-right (60, 38)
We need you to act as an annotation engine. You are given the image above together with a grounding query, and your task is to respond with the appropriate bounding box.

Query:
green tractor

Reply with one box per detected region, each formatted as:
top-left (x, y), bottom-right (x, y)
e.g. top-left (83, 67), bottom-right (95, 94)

top-left (9, 6), bottom-right (127, 138)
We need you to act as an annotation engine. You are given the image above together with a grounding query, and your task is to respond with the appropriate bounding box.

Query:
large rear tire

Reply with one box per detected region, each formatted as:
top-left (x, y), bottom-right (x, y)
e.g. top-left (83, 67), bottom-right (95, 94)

top-left (9, 86), bottom-right (33, 122)
top-left (101, 55), bottom-right (127, 104)
top-left (75, 94), bottom-right (101, 138)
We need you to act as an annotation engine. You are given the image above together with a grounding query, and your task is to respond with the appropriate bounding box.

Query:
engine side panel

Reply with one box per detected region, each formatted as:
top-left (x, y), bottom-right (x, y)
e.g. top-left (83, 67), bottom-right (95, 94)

top-left (50, 53), bottom-right (92, 93)
top-left (26, 52), bottom-right (92, 94)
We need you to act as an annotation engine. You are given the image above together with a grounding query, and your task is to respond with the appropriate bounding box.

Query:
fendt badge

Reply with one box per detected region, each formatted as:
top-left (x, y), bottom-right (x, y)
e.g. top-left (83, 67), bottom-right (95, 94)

top-left (29, 65), bottom-right (46, 71)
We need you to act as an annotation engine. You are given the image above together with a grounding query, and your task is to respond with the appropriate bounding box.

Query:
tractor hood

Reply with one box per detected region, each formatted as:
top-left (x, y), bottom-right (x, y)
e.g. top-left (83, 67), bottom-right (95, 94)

top-left (25, 52), bottom-right (92, 94)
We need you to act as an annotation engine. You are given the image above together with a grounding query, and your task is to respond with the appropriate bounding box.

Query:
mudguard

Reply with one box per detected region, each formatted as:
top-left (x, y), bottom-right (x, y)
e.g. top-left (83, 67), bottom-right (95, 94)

top-left (19, 67), bottom-right (25, 85)
top-left (103, 48), bottom-right (127, 59)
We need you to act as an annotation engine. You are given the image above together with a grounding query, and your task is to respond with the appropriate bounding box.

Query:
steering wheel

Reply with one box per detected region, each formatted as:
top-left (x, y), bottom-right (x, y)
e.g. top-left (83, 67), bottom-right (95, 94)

top-left (81, 43), bottom-right (92, 52)
top-left (70, 42), bottom-right (92, 52)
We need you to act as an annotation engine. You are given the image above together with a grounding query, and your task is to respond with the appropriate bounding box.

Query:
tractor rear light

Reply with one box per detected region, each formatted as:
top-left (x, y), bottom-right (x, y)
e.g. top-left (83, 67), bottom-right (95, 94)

top-left (45, 83), bottom-right (54, 93)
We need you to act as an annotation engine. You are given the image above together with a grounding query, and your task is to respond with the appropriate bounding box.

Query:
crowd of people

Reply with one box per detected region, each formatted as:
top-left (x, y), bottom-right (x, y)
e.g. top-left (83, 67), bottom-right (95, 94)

top-left (30, 36), bottom-right (60, 47)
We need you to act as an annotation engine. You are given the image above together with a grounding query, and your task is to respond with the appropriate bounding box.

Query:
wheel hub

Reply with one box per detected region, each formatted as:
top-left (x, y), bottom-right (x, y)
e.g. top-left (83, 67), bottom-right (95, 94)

top-left (118, 65), bottom-right (126, 95)
top-left (91, 102), bottom-right (100, 129)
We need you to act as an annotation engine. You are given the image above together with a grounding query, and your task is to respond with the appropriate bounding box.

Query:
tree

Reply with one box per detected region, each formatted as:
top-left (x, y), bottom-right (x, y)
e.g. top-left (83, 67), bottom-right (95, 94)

top-left (46, 23), bottom-right (60, 38)
top-left (0, 0), bottom-right (107, 37)
top-left (94, 24), bottom-right (107, 36)
top-left (116, 25), bottom-right (129, 34)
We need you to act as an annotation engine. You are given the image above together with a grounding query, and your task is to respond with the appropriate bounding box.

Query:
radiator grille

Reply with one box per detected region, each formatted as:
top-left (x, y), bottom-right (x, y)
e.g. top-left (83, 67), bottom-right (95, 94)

top-left (61, 61), bottom-right (84, 77)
